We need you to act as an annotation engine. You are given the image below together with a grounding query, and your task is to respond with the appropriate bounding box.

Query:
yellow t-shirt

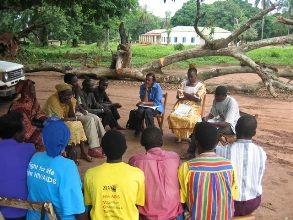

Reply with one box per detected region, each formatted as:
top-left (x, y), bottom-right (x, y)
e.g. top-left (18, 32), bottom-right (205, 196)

top-left (84, 162), bottom-right (145, 220)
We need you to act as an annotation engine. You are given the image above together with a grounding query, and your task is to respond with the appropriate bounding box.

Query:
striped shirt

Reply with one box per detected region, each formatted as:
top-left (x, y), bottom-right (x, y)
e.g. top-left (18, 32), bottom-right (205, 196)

top-left (216, 139), bottom-right (266, 201)
top-left (178, 152), bottom-right (238, 220)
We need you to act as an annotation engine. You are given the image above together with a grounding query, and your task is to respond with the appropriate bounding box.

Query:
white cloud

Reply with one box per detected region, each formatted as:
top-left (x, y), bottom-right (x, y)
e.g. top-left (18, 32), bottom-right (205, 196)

top-left (138, 0), bottom-right (189, 18)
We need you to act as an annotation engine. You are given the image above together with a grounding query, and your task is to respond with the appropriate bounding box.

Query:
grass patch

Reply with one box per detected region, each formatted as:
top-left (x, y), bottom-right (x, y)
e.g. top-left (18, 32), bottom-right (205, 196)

top-left (17, 43), bottom-right (293, 68)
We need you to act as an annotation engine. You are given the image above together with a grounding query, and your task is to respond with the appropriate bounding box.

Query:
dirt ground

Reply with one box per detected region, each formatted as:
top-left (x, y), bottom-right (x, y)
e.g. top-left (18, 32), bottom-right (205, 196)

top-left (0, 69), bottom-right (292, 219)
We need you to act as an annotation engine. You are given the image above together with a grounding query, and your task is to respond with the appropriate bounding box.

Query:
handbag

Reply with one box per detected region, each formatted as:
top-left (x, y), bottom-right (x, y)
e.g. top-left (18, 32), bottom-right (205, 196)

top-left (126, 109), bottom-right (138, 130)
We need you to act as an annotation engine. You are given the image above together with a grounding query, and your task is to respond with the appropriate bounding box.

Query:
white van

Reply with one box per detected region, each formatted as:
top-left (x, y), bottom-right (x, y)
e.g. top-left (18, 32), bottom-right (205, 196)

top-left (0, 61), bottom-right (25, 97)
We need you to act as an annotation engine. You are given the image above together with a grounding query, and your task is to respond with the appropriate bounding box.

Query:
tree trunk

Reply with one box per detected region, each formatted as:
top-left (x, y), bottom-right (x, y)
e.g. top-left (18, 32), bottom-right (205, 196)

top-left (40, 27), bottom-right (48, 47)
top-left (72, 39), bottom-right (78, 48)
top-left (111, 22), bottom-right (132, 73)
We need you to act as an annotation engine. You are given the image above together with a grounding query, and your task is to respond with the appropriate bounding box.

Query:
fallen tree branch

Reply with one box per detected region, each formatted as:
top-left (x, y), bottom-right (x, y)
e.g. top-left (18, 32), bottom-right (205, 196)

top-left (223, 4), bottom-right (276, 46)
top-left (24, 63), bottom-right (71, 73)
top-left (277, 16), bottom-right (293, 26)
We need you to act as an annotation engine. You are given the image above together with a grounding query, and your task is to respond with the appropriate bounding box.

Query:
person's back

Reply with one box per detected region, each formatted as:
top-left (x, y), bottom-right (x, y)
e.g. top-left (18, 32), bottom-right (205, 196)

top-left (178, 122), bottom-right (238, 220)
top-left (84, 130), bottom-right (145, 220)
top-left (129, 127), bottom-right (183, 220)
top-left (216, 115), bottom-right (266, 216)
top-left (27, 153), bottom-right (83, 219)
top-left (26, 118), bottom-right (86, 220)
top-left (0, 112), bottom-right (35, 219)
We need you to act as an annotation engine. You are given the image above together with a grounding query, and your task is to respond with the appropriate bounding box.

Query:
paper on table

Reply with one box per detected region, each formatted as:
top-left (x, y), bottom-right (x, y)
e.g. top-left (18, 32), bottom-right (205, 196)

top-left (139, 104), bottom-right (158, 110)
top-left (173, 104), bottom-right (192, 116)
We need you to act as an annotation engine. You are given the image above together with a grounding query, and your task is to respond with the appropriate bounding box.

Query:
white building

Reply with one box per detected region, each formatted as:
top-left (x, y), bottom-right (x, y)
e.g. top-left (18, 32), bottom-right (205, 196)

top-left (139, 26), bottom-right (231, 45)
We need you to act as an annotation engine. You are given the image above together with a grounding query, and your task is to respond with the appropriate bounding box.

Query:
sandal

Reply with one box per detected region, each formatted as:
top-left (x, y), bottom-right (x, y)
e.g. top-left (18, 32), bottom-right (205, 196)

top-left (81, 154), bottom-right (93, 162)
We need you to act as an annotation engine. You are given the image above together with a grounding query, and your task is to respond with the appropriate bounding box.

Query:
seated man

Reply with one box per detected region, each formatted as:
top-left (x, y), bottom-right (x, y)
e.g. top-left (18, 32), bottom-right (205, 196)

top-left (84, 130), bottom-right (145, 220)
top-left (182, 85), bottom-right (240, 159)
top-left (94, 77), bottom-right (125, 130)
top-left (43, 83), bottom-right (101, 161)
top-left (203, 85), bottom-right (240, 134)
top-left (0, 112), bottom-right (35, 220)
top-left (178, 122), bottom-right (238, 220)
top-left (64, 73), bottom-right (106, 159)
top-left (26, 118), bottom-right (87, 220)
top-left (216, 115), bottom-right (266, 216)
top-left (129, 127), bottom-right (183, 220)
top-left (79, 79), bottom-right (118, 129)
top-left (135, 72), bottom-right (164, 136)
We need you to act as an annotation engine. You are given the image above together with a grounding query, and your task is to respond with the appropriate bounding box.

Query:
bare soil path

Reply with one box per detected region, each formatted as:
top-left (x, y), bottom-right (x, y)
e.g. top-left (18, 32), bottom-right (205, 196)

top-left (0, 69), bottom-right (292, 219)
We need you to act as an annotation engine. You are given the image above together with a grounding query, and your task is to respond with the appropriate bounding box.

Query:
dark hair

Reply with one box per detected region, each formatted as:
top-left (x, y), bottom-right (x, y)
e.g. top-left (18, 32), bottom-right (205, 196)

top-left (82, 78), bottom-right (92, 88)
top-left (64, 73), bottom-right (77, 84)
top-left (193, 122), bottom-right (218, 151)
top-left (187, 67), bottom-right (197, 78)
top-left (101, 130), bottom-right (127, 160)
top-left (99, 77), bottom-right (108, 84)
top-left (0, 112), bottom-right (24, 139)
top-left (236, 115), bottom-right (257, 139)
top-left (146, 72), bottom-right (156, 82)
top-left (141, 127), bottom-right (163, 150)
top-left (215, 85), bottom-right (227, 96)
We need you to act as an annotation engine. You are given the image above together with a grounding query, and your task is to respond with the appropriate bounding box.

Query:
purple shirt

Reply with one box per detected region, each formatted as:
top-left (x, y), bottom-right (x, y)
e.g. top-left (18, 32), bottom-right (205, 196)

top-left (129, 147), bottom-right (183, 220)
top-left (0, 139), bottom-right (35, 218)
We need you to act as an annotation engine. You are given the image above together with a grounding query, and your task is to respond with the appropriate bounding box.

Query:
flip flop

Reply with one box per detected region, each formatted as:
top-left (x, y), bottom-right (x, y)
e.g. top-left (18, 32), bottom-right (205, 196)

top-left (80, 154), bottom-right (93, 162)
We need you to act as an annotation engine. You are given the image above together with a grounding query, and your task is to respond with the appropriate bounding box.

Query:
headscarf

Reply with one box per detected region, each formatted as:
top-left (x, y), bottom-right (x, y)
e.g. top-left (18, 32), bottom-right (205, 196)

top-left (55, 83), bottom-right (72, 93)
top-left (15, 79), bottom-right (35, 100)
top-left (42, 116), bottom-right (70, 157)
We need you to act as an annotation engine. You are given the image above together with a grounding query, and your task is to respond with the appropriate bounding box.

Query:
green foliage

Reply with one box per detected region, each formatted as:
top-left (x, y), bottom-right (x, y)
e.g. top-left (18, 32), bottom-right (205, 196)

top-left (170, 0), bottom-right (290, 40)
top-left (174, 43), bottom-right (185, 50)
top-left (124, 6), bottom-right (163, 42)
top-left (18, 44), bottom-right (293, 68)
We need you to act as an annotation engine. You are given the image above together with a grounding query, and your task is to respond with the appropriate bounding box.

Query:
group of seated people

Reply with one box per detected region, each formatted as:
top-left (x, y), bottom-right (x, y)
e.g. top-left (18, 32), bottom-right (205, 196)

top-left (0, 112), bottom-right (266, 220)
top-left (6, 74), bottom-right (125, 164)
top-left (0, 67), bottom-right (266, 220)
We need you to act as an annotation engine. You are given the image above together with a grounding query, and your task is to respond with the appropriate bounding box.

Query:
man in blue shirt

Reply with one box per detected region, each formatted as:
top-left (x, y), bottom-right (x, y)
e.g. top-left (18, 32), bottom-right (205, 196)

top-left (135, 73), bottom-right (164, 136)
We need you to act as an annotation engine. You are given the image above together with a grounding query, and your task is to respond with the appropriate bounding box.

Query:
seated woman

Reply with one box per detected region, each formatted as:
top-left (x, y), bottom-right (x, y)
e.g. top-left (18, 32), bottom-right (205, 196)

top-left (43, 83), bottom-right (91, 164)
top-left (135, 73), bottom-right (164, 137)
top-left (0, 112), bottom-right (35, 220)
top-left (9, 80), bottom-right (46, 150)
top-left (168, 66), bottom-right (206, 142)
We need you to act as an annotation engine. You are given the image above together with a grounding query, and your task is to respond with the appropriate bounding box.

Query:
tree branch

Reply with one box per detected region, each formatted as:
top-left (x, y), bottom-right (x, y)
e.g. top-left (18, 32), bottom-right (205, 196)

top-left (231, 51), bottom-right (277, 96)
top-left (239, 35), bottom-right (293, 52)
top-left (277, 16), bottom-right (293, 26)
top-left (16, 23), bottom-right (48, 39)
top-left (223, 4), bottom-right (276, 45)
top-left (193, 0), bottom-right (210, 44)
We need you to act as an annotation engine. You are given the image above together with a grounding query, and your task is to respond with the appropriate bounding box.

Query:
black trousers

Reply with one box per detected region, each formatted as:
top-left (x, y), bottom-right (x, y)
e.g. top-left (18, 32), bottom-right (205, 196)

top-left (135, 107), bottom-right (159, 132)
top-left (97, 105), bottom-right (120, 128)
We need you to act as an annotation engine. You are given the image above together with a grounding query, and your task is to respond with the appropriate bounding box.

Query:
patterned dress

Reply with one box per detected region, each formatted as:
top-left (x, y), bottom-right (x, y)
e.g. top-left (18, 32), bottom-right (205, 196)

top-left (168, 80), bottom-right (206, 139)
top-left (9, 79), bottom-right (46, 147)
top-left (43, 93), bottom-right (87, 145)
top-left (178, 152), bottom-right (238, 220)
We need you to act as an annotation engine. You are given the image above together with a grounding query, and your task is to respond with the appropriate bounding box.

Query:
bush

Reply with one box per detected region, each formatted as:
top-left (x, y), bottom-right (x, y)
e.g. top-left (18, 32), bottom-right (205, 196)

top-left (270, 51), bottom-right (280, 58)
top-left (174, 43), bottom-right (184, 51)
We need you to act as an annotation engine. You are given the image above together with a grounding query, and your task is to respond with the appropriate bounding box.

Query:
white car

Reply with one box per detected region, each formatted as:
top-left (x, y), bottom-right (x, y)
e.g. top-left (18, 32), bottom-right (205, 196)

top-left (0, 60), bottom-right (25, 97)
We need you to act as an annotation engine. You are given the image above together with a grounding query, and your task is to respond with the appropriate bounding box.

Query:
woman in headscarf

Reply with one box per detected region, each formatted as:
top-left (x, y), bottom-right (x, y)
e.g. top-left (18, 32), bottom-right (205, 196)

top-left (26, 118), bottom-right (88, 220)
top-left (168, 66), bottom-right (206, 142)
top-left (43, 83), bottom-right (92, 163)
top-left (9, 79), bottom-right (46, 149)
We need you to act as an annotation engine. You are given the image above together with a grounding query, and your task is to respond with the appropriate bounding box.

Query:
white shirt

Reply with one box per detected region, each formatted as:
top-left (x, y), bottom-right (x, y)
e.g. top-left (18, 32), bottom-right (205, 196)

top-left (210, 95), bottom-right (240, 133)
top-left (216, 139), bottom-right (267, 201)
